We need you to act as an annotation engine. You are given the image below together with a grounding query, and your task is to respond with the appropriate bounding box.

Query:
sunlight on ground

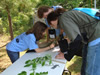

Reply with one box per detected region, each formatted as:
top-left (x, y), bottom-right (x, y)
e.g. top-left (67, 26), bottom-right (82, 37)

top-left (66, 56), bottom-right (82, 75)
top-left (0, 47), bottom-right (26, 73)
top-left (0, 47), bottom-right (11, 73)
top-left (0, 34), bottom-right (26, 73)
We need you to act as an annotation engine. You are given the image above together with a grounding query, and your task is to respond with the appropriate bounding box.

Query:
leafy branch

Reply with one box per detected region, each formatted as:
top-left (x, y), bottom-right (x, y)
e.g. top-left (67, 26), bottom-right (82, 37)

top-left (18, 55), bottom-right (52, 75)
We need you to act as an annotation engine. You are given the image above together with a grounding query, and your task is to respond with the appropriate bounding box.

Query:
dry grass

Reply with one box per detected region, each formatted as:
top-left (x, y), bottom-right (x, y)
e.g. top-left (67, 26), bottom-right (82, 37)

top-left (66, 56), bottom-right (82, 75)
top-left (0, 34), bottom-right (26, 73)
top-left (0, 34), bottom-right (11, 73)
top-left (0, 47), bottom-right (12, 73)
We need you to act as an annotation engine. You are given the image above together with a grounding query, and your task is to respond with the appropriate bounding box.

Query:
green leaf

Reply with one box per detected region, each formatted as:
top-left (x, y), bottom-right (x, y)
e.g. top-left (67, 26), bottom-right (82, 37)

top-left (24, 64), bottom-right (31, 67)
top-left (41, 72), bottom-right (48, 75)
top-left (30, 72), bottom-right (34, 75)
top-left (32, 62), bottom-right (37, 70)
top-left (32, 59), bottom-right (36, 62)
top-left (49, 59), bottom-right (52, 65)
top-left (25, 60), bottom-right (31, 64)
top-left (39, 72), bottom-right (48, 75)
top-left (36, 73), bottom-right (40, 75)
top-left (18, 71), bottom-right (27, 75)
top-left (42, 61), bottom-right (45, 66)
top-left (44, 56), bottom-right (48, 60)
top-left (39, 60), bottom-right (41, 64)
top-left (45, 72), bottom-right (48, 74)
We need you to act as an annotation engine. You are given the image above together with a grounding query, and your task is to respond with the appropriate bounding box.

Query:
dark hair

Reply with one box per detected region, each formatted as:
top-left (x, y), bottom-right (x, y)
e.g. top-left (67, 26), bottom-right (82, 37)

top-left (47, 8), bottom-right (66, 25)
top-left (37, 6), bottom-right (51, 18)
top-left (26, 21), bottom-right (47, 40)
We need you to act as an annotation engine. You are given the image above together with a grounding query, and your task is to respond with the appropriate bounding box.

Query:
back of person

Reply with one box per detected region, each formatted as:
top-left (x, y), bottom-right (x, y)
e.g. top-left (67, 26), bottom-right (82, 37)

top-left (73, 8), bottom-right (100, 20)
top-left (47, 8), bottom-right (100, 75)
top-left (6, 32), bottom-right (38, 52)
top-left (59, 10), bottom-right (100, 42)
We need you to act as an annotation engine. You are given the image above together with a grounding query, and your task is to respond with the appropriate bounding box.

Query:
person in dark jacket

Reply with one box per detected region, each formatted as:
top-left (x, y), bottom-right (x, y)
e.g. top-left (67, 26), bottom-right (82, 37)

top-left (47, 8), bottom-right (100, 75)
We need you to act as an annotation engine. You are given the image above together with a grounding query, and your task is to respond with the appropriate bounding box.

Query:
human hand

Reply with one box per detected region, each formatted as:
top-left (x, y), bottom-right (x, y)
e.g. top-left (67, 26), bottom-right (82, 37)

top-left (49, 43), bottom-right (55, 49)
top-left (55, 52), bottom-right (65, 59)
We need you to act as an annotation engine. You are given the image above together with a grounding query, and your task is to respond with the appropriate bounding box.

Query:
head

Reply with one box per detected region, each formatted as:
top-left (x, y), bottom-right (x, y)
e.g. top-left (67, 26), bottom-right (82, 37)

top-left (37, 6), bottom-right (53, 18)
top-left (47, 11), bottom-right (58, 29)
top-left (26, 21), bottom-right (47, 40)
top-left (47, 8), bottom-right (66, 29)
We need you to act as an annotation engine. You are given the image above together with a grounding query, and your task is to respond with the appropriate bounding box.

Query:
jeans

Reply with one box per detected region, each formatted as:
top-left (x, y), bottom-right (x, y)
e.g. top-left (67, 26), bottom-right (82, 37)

top-left (7, 50), bottom-right (19, 63)
top-left (85, 42), bottom-right (100, 75)
top-left (81, 44), bottom-right (88, 75)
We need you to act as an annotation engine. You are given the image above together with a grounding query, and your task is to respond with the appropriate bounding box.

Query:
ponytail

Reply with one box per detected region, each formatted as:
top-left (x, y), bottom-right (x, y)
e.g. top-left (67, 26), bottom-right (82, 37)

top-left (55, 8), bottom-right (66, 15)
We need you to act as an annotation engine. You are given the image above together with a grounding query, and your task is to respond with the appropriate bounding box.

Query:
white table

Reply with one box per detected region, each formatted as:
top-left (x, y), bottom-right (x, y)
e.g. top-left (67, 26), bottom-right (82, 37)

top-left (1, 46), bottom-right (67, 75)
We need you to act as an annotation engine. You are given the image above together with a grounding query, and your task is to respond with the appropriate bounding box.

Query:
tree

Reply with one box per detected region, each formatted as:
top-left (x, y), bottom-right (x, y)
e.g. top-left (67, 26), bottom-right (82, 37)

top-left (0, 0), bottom-right (18, 40)
top-left (0, 0), bottom-right (39, 40)
top-left (36, 0), bottom-right (100, 9)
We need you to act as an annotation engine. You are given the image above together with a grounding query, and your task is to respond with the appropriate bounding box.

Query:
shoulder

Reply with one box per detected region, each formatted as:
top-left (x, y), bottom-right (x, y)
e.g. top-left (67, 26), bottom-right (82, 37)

top-left (59, 11), bottom-right (70, 20)
top-left (28, 33), bottom-right (35, 37)
top-left (26, 33), bottom-right (36, 40)
top-left (60, 10), bottom-right (82, 19)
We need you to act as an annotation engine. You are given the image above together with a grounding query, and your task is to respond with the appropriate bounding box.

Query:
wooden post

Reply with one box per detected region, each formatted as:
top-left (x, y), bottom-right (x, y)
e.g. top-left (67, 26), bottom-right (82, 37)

top-left (6, 6), bottom-right (14, 40)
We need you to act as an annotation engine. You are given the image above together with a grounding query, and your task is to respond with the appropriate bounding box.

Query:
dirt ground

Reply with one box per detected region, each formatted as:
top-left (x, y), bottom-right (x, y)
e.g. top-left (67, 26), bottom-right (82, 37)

top-left (0, 34), bottom-right (11, 73)
top-left (0, 47), bottom-right (12, 73)
top-left (0, 34), bottom-right (26, 73)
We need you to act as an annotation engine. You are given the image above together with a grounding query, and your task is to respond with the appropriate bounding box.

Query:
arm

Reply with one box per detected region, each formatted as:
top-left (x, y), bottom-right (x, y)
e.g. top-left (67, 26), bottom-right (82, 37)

top-left (27, 43), bottom-right (55, 53)
top-left (58, 34), bottom-right (83, 61)
top-left (35, 43), bottom-right (55, 53)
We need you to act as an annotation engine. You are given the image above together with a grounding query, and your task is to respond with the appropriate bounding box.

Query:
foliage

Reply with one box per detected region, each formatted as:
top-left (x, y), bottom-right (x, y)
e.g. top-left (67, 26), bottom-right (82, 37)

top-left (18, 71), bottom-right (27, 75)
top-left (24, 55), bottom-right (52, 71)
top-left (0, 0), bottom-right (38, 37)
top-left (18, 55), bottom-right (52, 75)
top-left (36, 0), bottom-right (100, 9)
top-left (0, 18), bottom-right (3, 34)
top-left (0, 0), bottom-right (100, 36)
top-left (96, 0), bottom-right (100, 8)
top-left (18, 71), bottom-right (48, 75)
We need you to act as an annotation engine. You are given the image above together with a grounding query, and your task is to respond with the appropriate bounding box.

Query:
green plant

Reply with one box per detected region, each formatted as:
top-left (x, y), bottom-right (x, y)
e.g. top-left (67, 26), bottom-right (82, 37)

top-left (18, 71), bottom-right (27, 75)
top-left (24, 55), bottom-right (52, 71)
top-left (18, 55), bottom-right (52, 75)
top-left (30, 72), bottom-right (48, 75)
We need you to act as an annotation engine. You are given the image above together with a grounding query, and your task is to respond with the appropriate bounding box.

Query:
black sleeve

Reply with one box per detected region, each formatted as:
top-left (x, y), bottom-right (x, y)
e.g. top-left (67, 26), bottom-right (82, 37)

top-left (26, 49), bottom-right (36, 53)
top-left (58, 34), bottom-right (83, 61)
top-left (69, 34), bottom-right (82, 51)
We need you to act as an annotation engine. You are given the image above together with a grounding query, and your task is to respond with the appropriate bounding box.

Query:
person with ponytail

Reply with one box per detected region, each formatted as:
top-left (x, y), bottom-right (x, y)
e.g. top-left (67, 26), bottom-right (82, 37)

top-left (6, 21), bottom-right (55, 63)
top-left (47, 8), bottom-right (100, 75)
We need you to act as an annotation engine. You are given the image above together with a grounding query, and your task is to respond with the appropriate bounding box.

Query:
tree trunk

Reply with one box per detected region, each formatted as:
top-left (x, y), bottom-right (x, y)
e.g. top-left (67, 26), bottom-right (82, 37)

top-left (6, 6), bottom-right (14, 40)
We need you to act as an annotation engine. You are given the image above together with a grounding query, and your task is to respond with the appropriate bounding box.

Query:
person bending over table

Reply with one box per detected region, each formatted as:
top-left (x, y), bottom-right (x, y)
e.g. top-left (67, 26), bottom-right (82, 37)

top-left (37, 5), bottom-right (66, 42)
top-left (37, 6), bottom-right (67, 59)
top-left (47, 8), bottom-right (100, 75)
top-left (6, 21), bottom-right (55, 63)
